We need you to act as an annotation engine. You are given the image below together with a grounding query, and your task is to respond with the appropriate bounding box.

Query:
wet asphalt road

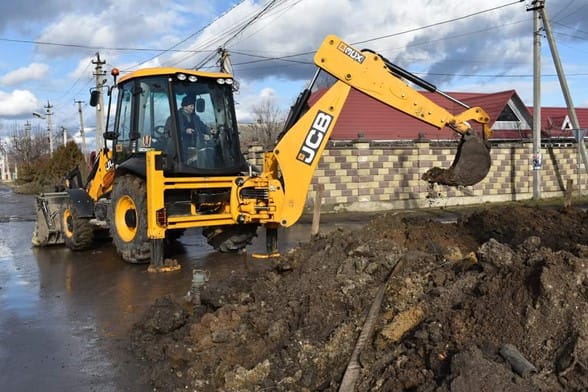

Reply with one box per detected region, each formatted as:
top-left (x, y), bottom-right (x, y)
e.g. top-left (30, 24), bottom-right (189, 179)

top-left (0, 183), bottom-right (373, 391)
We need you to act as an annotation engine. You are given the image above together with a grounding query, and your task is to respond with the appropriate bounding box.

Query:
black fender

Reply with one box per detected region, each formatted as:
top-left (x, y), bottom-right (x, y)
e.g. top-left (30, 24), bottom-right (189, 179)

top-left (116, 155), bottom-right (146, 178)
top-left (65, 188), bottom-right (95, 218)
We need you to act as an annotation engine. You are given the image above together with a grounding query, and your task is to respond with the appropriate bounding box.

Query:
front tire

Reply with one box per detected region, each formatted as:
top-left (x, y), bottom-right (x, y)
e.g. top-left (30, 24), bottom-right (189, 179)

top-left (62, 202), bottom-right (94, 251)
top-left (109, 175), bottom-right (150, 263)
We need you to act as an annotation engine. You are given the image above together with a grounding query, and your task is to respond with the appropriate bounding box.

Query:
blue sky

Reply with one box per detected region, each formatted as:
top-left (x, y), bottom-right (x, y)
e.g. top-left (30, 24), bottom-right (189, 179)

top-left (0, 0), bottom-right (587, 150)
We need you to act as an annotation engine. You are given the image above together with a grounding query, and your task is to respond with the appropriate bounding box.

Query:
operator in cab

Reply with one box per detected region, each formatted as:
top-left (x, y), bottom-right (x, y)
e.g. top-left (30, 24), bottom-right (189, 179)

top-left (171, 94), bottom-right (217, 167)
top-left (178, 95), bottom-right (212, 147)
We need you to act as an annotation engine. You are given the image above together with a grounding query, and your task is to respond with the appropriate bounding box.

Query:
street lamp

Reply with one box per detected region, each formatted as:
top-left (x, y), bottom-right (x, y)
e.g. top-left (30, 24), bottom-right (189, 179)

top-left (32, 110), bottom-right (53, 156)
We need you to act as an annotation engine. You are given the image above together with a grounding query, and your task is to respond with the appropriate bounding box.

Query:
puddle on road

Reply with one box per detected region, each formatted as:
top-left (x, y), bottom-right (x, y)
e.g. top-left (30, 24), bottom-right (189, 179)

top-left (0, 185), bottom-right (378, 392)
top-left (0, 224), bottom-right (39, 318)
top-left (0, 239), bottom-right (10, 259)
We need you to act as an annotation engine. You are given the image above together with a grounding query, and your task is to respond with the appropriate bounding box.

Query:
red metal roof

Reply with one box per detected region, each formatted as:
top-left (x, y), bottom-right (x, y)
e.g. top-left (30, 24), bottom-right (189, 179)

top-left (325, 88), bottom-right (517, 141)
top-left (315, 86), bottom-right (588, 141)
top-left (528, 107), bottom-right (588, 138)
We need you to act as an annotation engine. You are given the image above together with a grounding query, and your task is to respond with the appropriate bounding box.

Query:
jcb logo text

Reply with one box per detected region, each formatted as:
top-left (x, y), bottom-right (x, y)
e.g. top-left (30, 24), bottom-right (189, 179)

top-left (297, 111), bottom-right (333, 165)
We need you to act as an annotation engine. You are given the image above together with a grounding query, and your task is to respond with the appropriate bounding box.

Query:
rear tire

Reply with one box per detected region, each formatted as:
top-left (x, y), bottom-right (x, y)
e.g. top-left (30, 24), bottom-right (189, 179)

top-left (203, 224), bottom-right (258, 253)
top-left (61, 202), bottom-right (94, 251)
top-left (109, 175), bottom-right (151, 264)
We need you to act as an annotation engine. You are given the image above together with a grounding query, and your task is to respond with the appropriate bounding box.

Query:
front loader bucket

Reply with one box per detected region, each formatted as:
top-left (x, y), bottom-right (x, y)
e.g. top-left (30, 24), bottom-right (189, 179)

top-left (31, 192), bottom-right (69, 247)
top-left (422, 132), bottom-right (491, 187)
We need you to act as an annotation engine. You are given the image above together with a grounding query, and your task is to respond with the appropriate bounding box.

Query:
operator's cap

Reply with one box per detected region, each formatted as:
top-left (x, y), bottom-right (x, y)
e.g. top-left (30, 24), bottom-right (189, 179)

top-left (181, 95), bottom-right (194, 107)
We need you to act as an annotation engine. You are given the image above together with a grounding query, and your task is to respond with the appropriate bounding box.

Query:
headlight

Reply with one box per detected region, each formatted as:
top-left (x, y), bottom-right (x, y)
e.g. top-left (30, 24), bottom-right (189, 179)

top-left (177, 73), bottom-right (187, 81)
top-left (188, 75), bottom-right (198, 82)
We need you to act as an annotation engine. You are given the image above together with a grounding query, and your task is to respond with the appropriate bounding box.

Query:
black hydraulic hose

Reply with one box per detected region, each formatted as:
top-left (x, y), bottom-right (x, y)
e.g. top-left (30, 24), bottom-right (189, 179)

top-left (278, 88), bottom-right (312, 142)
top-left (362, 49), bottom-right (436, 92)
top-left (276, 68), bottom-right (322, 143)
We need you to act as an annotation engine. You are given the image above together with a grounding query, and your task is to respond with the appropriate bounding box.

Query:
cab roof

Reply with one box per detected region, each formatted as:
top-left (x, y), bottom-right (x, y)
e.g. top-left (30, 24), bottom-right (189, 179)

top-left (117, 67), bottom-right (234, 84)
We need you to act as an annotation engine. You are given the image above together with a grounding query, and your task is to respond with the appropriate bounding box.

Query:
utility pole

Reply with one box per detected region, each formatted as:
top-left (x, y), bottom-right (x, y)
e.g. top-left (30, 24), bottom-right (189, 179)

top-left (538, 1), bottom-right (588, 194)
top-left (24, 121), bottom-right (31, 163)
top-left (24, 120), bottom-right (31, 138)
top-left (33, 101), bottom-right (55, 156)
top-left (217, 48), bottom-right (240, 92)
top-left (33, 102), bottom-right (54, 156)
top-left (527, 1), bottom-right (543, 200)
top-left (0, 142), bottom-right (6, 181)
top-left (61, 126), bottom-right (67, 146)
top-left (217, 47), bottom-right (233, 74)
top-left (92, 53), bottom-right (107, 151)
top-left (46, 102), bottom-right (54, 156)
top-left (75, 100), bottom-right (87, 161)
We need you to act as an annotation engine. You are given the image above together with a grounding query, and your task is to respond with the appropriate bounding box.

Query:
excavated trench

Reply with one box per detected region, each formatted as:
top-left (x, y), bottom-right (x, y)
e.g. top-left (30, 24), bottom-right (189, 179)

top-left (131, 203), bottom-right (588, 391)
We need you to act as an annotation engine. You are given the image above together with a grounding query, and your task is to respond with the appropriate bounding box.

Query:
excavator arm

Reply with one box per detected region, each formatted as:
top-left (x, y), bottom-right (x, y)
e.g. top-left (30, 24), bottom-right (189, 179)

top-left (269, 35), bottom-right (492, 226)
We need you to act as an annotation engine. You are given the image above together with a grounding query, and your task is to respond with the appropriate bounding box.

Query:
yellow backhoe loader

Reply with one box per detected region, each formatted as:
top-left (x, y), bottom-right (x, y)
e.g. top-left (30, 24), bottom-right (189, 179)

top-left (32, 34), bottom-right (492, 268)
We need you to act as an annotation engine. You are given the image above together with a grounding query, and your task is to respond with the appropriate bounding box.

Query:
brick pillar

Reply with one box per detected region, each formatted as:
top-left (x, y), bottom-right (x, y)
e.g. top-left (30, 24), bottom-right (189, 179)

top-left (247, 144), bottom-right (264, 168)
top-left (354, 140), bottom-right (372, 203)
top-left (416, 140), bottom-right (431, 199)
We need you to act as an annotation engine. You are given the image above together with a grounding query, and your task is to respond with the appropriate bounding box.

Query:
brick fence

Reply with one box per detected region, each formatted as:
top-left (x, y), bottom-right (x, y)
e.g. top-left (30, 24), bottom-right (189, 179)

top-left (247, 140), bottom-right (587, 212)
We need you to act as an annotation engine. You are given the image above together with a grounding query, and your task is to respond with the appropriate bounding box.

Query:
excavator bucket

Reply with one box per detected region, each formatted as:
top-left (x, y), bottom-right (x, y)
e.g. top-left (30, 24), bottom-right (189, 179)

top-left (31, 192), bottom-right (68, 247)
top-left (422, 132), bottom-right (491, 187)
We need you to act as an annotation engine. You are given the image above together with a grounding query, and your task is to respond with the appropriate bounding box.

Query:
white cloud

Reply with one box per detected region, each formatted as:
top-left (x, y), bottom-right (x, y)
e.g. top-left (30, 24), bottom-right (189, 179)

top-left (0, 0), bottom-right (586, 133)
top-left (35, 1), bottom-right (209, 60)
top-left (0, 63), bottom-right (49, 86)
top-left (69, 57), bottom-right (94, 81)
top-left (0, 90), bottom-right (39, 116)
top-left (70, 127), bottom-right (97, 154)
top-left (37, 13), bottom-right (115, 58)
top-left (259, 87), bottom-right (276, 99)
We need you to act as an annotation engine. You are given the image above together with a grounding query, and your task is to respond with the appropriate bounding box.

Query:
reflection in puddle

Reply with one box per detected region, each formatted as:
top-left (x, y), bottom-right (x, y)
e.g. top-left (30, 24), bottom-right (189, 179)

top-left (0, 227), bottom-right (39, 318)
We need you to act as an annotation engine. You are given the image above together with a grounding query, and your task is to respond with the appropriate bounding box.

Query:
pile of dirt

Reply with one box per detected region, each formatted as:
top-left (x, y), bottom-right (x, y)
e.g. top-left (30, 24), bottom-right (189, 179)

top-left (130, 204), bottom-right (588, 391)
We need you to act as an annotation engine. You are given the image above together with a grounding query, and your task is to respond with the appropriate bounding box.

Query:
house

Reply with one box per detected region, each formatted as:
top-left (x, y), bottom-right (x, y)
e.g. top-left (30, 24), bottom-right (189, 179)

top-left (288, 86), bottom-right (588, 211)
top-left (325, 87), bottom-right (587, 142)
top-left (528, 106), bottom-right (588, 139)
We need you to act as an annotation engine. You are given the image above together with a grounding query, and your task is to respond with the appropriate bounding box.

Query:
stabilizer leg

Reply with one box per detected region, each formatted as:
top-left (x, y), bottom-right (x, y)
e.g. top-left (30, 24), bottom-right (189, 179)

top-left (252, 225), bottom-right (280, 259)
top-left (148, 238), bottom-right (180, 272)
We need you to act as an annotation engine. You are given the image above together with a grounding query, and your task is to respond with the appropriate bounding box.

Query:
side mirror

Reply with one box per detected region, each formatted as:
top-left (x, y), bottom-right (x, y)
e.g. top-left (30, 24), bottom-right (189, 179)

top-left (196, 97), bottom-right (205, 113)
top-left (103, 131), bottom-right (117, 140)
top-left (90, 90), bottom-right (100, 107)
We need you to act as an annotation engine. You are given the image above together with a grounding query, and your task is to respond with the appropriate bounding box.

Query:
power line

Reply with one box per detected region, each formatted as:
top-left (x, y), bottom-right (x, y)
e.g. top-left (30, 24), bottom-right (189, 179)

top-left (227, 1), bottom-right (528, 72)
top-left (351, 0), bottom-right (525, 46)
top-left (0, 36), bottom-right (212, 53)
top-left (551, 21), bottom-right (588, 40)
top-left (154, 1), bottom-right (300, 70)
top-left (8, 0), bottom-right (587, 132)
top-left (549, 0), bottom-right (585, 22)
top-left (424, 71), bottom-right (588, 78)
top-left (222, 0), bottom-right (587, 85)
top-left (223, 50), bottom-right (311, 65)
top-left (129, 0), bottom-right (250, 69)
top-left (0, 1), bottom-right (527, 72)
top-left (155, 2), bottom-right (272, 69)
top-left (192, 0), bottom-right (282, 70)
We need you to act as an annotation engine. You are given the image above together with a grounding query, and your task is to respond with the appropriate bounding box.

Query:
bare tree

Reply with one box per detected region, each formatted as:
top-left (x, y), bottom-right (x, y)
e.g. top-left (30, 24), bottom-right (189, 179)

top-left (8, 127), bottom-right (49, 167)
top-left (246, 98), bottom-right (284, 149)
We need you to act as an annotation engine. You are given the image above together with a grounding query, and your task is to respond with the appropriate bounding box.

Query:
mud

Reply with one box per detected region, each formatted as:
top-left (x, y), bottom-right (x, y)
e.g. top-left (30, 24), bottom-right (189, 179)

top-left (131, 204), bottom-right (588, 391)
